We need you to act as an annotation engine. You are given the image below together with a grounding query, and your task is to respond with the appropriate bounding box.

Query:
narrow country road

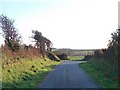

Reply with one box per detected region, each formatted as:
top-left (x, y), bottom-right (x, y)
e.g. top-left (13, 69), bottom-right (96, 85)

top-left (38, 60), bottom-right (100, 88)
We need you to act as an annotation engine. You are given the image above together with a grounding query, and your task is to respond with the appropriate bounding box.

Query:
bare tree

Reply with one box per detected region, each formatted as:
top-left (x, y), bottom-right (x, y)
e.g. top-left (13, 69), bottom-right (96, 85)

top-left (0, 14), bottom-right (21, 51)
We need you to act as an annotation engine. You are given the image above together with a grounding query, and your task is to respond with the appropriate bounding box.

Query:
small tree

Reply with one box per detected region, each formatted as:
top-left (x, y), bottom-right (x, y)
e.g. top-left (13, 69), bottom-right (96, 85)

top-left (0, 14), bottom-right (21, 52)
top-left (32, 30), bottom-right (52, 57)
top-left (44, 37), bottom-right (52, 51)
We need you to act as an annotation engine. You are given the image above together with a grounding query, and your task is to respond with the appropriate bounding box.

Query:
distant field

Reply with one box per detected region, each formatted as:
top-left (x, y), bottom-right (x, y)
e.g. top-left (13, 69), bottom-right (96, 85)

top-left (69, 56), bottom-right (84, 60)
top-left (52, 48), bottom-right (95, 56)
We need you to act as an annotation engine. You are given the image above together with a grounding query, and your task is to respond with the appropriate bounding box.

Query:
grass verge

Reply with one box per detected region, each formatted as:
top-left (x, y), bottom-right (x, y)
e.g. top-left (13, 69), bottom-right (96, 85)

top-left (2, 57), bottom-right (61, 89)
top-left (79, 58), bottom-right (118, 88)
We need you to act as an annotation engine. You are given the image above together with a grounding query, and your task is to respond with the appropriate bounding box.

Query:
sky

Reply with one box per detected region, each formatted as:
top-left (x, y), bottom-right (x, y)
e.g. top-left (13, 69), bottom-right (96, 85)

top-left (0, 0), bottom-right (119, 49)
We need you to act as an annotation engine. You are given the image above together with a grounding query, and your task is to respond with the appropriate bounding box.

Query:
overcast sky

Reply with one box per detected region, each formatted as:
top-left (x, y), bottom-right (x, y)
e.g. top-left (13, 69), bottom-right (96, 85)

top-left (0, 0), bottom-right (119, 49)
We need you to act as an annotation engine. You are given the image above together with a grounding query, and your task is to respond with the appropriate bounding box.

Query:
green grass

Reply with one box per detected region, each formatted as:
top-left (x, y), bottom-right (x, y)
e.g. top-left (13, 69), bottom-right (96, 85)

top-left (69, 56), bottom-right (84, 60)
top-left (2, 57), bottom-right (61, 89)
top-left (79, 58), bottom-right (118, 88)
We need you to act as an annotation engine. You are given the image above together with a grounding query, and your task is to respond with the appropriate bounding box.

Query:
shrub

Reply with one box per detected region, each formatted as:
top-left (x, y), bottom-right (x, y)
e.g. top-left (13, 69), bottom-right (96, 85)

top-left (84, 55), bottom-right (93, 60)
top-left (56, 53), bottom-right (69, 60)
top-left (47, 52), bottom-right (60, 61)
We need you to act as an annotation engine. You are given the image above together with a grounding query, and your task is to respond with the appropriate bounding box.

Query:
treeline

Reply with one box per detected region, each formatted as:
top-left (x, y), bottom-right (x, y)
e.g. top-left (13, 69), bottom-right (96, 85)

top-left (0, 14), bottom-right (58, 62)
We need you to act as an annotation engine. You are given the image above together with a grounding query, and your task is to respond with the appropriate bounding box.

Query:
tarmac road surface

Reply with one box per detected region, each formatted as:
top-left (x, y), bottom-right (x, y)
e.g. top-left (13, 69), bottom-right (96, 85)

top-left (38, 60), bottom-right (100, 88)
